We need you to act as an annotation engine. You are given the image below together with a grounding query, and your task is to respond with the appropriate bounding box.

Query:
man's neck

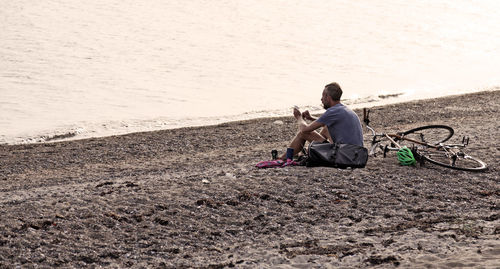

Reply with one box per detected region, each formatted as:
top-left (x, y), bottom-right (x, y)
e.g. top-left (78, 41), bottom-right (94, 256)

top-left (329, 101), bottom-right (340, 108)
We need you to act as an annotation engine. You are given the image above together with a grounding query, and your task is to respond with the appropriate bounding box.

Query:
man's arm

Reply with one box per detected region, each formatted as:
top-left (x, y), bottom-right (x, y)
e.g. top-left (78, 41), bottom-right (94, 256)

top-left (298, 119), bottom-right (324, 133)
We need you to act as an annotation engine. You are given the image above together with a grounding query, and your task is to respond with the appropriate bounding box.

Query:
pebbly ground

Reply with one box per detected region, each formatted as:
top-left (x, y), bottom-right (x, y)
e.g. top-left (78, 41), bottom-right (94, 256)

top-left (0, 90), bottom-right (499, 268)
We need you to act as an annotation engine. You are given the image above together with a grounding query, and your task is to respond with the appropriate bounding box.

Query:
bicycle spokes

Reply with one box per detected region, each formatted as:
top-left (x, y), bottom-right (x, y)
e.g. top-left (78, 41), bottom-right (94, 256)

top-left (421, 149), bottom-right (487, 171)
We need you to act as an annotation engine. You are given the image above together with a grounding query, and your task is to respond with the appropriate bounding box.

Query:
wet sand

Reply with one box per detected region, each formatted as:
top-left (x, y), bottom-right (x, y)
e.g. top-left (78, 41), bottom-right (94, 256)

top-left (0, 90), bottom-right (499, 268)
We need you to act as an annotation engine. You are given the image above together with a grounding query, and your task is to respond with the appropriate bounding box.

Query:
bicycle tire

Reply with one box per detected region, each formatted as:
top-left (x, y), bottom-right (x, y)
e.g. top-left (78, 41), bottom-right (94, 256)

top-left (422, 151), bottom-right (487, 172)
top-left (399, 125), bottom-right (454, 146)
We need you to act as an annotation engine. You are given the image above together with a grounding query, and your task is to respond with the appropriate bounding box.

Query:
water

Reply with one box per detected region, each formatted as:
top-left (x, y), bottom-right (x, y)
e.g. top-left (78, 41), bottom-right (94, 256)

top-left (1, 0), bottom-right (499, 144)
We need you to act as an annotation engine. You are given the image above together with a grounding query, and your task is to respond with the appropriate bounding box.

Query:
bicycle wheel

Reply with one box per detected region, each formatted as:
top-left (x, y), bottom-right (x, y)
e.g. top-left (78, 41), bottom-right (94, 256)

top-left (398, 125), bottom-right (454, 146)
top-left (421, 150), bottom-right (487, 172)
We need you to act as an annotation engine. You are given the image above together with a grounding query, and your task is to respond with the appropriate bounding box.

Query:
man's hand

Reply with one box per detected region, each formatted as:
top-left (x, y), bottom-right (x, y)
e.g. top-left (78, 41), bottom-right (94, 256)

top-left (301, 110), bottom-right (315, 121)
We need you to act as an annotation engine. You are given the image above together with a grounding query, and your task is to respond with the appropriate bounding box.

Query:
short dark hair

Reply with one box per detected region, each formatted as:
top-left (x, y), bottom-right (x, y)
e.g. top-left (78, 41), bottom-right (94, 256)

top-left (324, 82), bottom-right (342, 101)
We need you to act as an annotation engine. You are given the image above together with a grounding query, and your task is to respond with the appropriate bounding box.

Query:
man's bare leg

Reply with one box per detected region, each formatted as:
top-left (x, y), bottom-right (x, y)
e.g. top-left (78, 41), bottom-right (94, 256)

top-left (320, 127), bottom-right (332, 143)
top-left (280, 130), bottom-right (326, 160)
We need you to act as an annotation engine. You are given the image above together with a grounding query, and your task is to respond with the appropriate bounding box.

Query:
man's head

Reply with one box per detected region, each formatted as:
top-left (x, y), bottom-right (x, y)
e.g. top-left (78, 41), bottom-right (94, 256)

top-left (321, 82), bottom-right (342, 109)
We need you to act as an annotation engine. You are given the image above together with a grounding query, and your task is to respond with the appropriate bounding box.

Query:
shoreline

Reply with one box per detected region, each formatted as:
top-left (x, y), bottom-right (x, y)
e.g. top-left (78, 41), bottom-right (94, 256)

top-left (0, 90), bottom-right (499, 268)
top-left (3, 88), bottom-right (498, 146)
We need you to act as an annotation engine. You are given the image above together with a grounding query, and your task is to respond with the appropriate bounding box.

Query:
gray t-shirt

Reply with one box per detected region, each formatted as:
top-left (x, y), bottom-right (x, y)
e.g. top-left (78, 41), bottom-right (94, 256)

top-left (316, 103), bottom-right (364, 146)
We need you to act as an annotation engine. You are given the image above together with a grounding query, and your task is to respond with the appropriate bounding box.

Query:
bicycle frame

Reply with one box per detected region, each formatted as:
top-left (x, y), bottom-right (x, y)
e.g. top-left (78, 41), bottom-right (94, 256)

top-left (363, 108), bottom-right (461, 156)
top-left (364, 108), bottom-right (427, 156)
top-left (362, 108), bottom-right (487, 171)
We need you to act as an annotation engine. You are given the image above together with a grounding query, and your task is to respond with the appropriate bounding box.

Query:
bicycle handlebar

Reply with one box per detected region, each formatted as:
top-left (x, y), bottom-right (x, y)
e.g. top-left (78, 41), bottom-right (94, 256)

top-left (363, 108), bottom-right (370, 125)
top-left (363, 108), bottom-right (377, 136)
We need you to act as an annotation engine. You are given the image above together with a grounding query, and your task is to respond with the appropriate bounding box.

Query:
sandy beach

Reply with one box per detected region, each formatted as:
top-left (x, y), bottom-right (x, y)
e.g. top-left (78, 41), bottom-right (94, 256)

top-left (0, 90), bottom-right (499, 268)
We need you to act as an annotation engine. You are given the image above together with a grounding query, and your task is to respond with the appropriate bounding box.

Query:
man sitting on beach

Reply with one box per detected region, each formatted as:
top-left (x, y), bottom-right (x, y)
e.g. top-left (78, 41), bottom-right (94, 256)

top-left (280, 82), bottom-right (364, 160)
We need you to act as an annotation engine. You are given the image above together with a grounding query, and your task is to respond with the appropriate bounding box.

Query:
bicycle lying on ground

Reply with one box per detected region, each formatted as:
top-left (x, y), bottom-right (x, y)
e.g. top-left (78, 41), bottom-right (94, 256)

top-left (362, 108), bottom-right (488, 172)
